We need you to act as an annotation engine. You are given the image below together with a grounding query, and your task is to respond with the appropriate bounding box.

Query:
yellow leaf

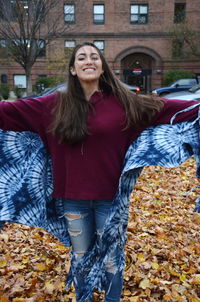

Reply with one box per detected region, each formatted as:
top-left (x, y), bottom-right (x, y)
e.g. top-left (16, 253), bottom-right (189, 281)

top-left (169, 266), bottom-right (180, 277)
top-left (180, 274), bottom-right (187, 282)
top-left (137, 254), bottom-right (146, 263)
top-left (151, 262), bottom-right (159, 270)
top-left (158, 215), bottom-right (166, 220)
top-left (0, 260), bottom-right (7, 268)
top-left (0, 297), bottom-right (10, 302)
top-left (35, 263), bottom-right (46, 271)
top-left (45, 281), bottom-right (55, 294)
top-left (33, 234), bottom-right (43, 241)
top-left (22, 257), bottom-right (29, 264)
top-left (139, 278), bottom-right (151, 289)
top-left (45, 258), bottom-right (54, 266)
top-left (163, 294), bottom-right (173, 301)
top-left (191, 274), bottom-right (200, 284)
top-left (123, 289), bottom-right (132, 296)
top-left (191, 298), bottom-right (200, 302)
top-left (128, 297), bottom-right (140, 302)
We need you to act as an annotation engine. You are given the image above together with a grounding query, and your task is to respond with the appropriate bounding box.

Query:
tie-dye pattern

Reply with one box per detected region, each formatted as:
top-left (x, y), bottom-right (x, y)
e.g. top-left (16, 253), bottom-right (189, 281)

top-left (0, 107), bottom-right (200, 301)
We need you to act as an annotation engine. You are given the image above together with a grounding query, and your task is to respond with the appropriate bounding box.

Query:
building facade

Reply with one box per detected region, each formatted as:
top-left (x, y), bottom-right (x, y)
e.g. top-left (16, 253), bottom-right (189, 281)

top-left (0, 0), bottom-right (200, 93)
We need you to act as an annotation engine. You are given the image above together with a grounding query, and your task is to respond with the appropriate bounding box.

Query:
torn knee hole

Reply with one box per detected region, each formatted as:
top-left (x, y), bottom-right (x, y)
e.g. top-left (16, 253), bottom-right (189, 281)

top-left (68, 229), bottom-right (82, 236)
top-left (105, 261), bottom-right (118, 274)
top-left (65, 213), bottom-right (82, 219)
top-left (64, 213), bottom-right (88, 220)
top-left (76, 252), bottom-right (85, 256)
top-left (74, 251), bottom-right (86, 260)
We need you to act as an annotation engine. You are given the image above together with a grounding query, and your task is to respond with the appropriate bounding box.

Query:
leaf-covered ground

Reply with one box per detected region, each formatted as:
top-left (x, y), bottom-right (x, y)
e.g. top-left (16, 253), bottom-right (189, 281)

top-left (0, 158), bottom-right (200, 302)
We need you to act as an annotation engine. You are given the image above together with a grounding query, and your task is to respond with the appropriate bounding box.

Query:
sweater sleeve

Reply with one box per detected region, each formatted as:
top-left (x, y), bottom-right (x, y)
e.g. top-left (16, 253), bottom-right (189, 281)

top-left (151, 98), bottom-right (199, 125)
top-left (0, 94), bottom-right (55, 133)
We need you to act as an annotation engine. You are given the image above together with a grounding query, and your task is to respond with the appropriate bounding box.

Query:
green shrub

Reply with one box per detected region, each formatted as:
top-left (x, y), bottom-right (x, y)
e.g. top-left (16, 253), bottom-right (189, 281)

top-left (33, 77), bottom-right (65, 93)
top-left (0, 83), bottom-right (10, 100)
top-left (13, 85), bottom-right (24, 99)
top-left (163, 70), bottom-right (195, 86)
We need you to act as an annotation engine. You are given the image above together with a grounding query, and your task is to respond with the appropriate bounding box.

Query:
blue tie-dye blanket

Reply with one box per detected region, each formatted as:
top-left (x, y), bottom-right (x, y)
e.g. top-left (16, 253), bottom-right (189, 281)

top-left (0, 105), bottom-right (200, 301)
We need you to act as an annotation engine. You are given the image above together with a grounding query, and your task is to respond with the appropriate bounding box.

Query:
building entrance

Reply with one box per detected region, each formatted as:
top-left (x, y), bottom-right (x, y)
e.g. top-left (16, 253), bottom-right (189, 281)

top-left (121, 52), bottom-right (154, 93)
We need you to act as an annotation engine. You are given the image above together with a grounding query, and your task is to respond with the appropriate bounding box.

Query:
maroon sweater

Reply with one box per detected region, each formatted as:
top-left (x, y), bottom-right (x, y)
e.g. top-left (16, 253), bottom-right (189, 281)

top-left (0, 92), bottom-right (198, 199)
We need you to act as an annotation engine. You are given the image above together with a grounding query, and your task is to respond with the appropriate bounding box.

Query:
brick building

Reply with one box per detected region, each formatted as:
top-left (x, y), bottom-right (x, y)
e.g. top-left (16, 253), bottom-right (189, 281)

top-left (0, 0), bottom-right (200, 93)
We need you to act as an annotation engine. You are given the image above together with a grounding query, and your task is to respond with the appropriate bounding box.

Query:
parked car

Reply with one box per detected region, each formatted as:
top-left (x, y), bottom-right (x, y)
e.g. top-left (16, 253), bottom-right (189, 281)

top-left (165, 90), bottom-right (200, 102)
top-left (39, 83), bottom-right (67, 96)
top-left (152, 78), bottom-right (199, 96)
top-left (122, 82), bottom-right (140, 93)
top-left (23, 81), bottom-right (140, 99)
top-left (164, 83), bottom-right (200, 99)
top-left (23, 83), bottom-right (67, 99)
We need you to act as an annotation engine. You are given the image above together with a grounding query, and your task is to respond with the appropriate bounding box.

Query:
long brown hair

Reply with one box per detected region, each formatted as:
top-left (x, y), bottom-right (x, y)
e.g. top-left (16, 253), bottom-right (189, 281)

top-left (51, 42), bottom-right (164, 144)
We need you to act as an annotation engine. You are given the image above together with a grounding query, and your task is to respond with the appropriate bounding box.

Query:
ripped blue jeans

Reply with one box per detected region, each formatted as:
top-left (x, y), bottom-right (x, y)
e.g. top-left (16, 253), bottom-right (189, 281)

top-left (63, 199), bottom-right (123, 302)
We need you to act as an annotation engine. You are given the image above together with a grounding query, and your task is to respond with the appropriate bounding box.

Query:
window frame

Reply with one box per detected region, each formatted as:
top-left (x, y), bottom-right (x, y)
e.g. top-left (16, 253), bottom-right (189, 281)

top-left (93, 4), bottom-right (105, 24)
top-left (13, 74), bottom-right (26, 89)
top-left (37, 39), bottom-right (46, 57)
top-left (0, 38), bottom-right (46, 57)
top-left (174, 3), bottom-right (186, 23)
top-left (0, 39), bottom-right (6, 48)
top-left (64, 3), bottom-right (75, 23)
top-left (64, 40), bottom-right (76, 48)
top-left (130, 4), bottom-right (148, 24)
top-left (93, 40), bottom-right (105, 51)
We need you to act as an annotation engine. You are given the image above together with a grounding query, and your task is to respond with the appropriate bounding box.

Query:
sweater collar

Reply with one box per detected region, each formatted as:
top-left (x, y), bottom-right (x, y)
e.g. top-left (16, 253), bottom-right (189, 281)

top-left (89, 90), bottom-right (104, 104)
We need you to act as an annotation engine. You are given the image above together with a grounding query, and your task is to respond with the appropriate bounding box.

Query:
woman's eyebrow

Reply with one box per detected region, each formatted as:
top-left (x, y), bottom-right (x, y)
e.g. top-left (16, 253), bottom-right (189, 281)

top-left (77, 52), bottom-right (86, 57)
top-left (77, 52), bottom-right (99, 57)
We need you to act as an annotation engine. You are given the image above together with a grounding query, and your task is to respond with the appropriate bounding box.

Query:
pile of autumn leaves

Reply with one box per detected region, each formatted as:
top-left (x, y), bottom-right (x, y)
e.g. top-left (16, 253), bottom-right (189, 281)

top-left (0, 158), bottom-right (200, 302)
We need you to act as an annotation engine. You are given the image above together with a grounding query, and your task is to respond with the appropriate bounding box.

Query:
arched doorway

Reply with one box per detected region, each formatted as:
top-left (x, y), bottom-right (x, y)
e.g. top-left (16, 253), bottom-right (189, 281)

top-left (114, 47), bottom-right (162, 93)
top-left (122, 53), bottom-right (153, 93)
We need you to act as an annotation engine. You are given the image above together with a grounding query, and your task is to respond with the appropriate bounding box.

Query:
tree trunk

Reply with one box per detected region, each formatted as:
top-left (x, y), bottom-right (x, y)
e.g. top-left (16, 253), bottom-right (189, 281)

top-left (25, 69), bottom-right (33, 96)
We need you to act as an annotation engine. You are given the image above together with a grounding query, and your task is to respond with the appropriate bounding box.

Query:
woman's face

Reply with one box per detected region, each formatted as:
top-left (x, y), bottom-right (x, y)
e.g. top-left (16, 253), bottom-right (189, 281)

top-left (70, 45), bottom-right (103, 86)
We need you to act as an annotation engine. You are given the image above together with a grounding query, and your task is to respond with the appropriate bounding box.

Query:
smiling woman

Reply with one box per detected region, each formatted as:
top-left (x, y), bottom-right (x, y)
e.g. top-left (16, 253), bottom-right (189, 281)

top-left (52, 42), bottom-right (164, 145)
top-left (0, 42), bottom-right (199, 302)
top-left (69, 45), bottom-right (104, 99)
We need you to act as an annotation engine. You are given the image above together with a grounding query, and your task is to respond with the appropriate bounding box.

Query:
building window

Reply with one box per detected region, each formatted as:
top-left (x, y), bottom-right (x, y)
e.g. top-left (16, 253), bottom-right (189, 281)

top-left (12, 0), bottom-right (29, 9)
top-left (37, 39), bottom-right (46, 57)
top-left (10, 0), bottom-right (28, 5)
top-left (130, 4), bottom-right (148, 24)
top-left (172, 40), bottom-right (183, 58)
top-left (64, 40), bottom-right (75, 56)
top-left (64, 4), bottom-right (75, 23)
top-left (4, 1), bottom-right (30, 20)
top-left (38, 74), bottom-right (47, 78)
top-left (0, 39), bottom-right (6, 48)
top-left (64, 40), bottom-right (76, 48)
top-left (174, 3), bottom-right (186, 23)
top-left (93, 4), bottom-right (104, 24)
top-left (1, 74), bottom-right (8, 84)
top-left (9, 39), bottom-right (46, 57)
top-left (13, 74), bottom-right (26, 88)
top-left (93, 40), bottom-right (104, 51)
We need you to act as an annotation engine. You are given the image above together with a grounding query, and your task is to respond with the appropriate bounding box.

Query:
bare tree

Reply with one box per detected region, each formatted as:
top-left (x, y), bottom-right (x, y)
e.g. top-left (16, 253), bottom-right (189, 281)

top-left (0, 0), bottom-right (78, 94)
top-left (170, 22), bottom-right (200, 60)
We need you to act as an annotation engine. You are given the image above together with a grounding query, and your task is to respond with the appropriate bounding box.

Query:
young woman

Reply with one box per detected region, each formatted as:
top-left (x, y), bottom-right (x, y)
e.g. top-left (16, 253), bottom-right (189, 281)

top-left (0, 42), bottom-right (199, 301)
